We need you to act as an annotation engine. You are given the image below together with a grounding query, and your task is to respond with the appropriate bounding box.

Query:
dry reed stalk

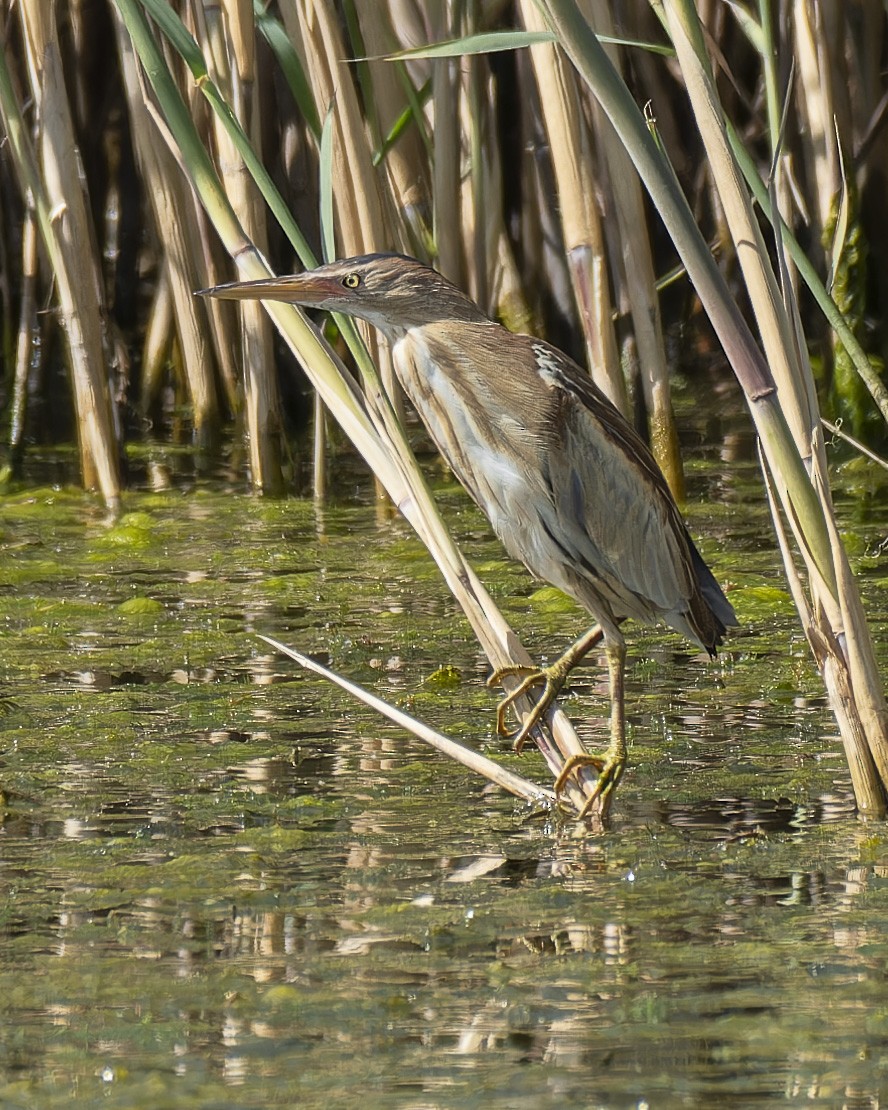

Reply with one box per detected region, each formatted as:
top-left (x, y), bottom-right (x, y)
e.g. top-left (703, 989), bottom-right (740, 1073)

top-left (17, 0), bottom-right (120, 510)
top-left (354, 5), bottom-right (432, 254)
top-left (288, 3), bottom-right (390, 263)
top-left (447, 28), bottom-right (523, 317)
top-left (219, 0), bottom-right (253, 80)
top-left (113, 15), bottom-right (221, 446)
top-left (261, 636), bottom-right (556, 808)
top-left (793, 0), bottom-right (840, 251)
top-left (491, 223), bottom-right (534, 335)
top-left (789, 1), bottom-right (885, 438)
top-left (464, 47), bottom-right (489, 309)
top-left (660, 0), bottom-right (888, 813)
top-left (655, 5), bottom-right (815, 442)
top-left (760, 445), bottom-right (884, 807)
top-left (581, 0), bottom-right (685, 501)
top-left (728, 131), bottom-right (888, 428)
top-left (518, 104), bottom-right (575, 332)
top-left (428, 8), bottom-right (464, 286)
top-left (140, 263), bottom-right (174, 414)
top-left (284, 1), bottom-right (396, 491)
top-left (466, 53), bottom-right (528, 321)
top-left (519, 0), bottom-right (628, 416)
top-left (10, 206), bottom-right (38, 468)
top-left (754, 0), bottom-right (797, 286)
top-left (202, 1), bottom-right (283, 492)
top-left (194, 230), bottom-right (242, 418)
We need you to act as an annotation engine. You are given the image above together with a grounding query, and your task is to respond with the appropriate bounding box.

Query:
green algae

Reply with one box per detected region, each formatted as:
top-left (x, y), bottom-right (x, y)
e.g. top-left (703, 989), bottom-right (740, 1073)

top-left (0, 442), bottom-right (886, 1107)
top-left (116, 597), bottom-right (166, 615)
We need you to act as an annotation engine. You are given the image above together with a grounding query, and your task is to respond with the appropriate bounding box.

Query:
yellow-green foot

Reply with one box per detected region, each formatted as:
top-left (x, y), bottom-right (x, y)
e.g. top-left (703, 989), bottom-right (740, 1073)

top-left (488, 629), bottom-right (606, 752)
top-left (555, 745), bottom-right (625, 820)
top-left (487, 661), bottom-right (572, 751)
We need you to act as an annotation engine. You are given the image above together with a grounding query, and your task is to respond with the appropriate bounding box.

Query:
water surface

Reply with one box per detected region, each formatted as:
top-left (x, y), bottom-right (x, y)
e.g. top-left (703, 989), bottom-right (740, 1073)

top-left (1, 434), bottom-right (887, 1108)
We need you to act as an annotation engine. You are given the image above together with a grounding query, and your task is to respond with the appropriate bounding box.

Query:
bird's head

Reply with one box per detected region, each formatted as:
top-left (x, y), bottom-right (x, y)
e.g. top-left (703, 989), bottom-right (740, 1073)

top-left (198, 253), bottom-right (489, 341)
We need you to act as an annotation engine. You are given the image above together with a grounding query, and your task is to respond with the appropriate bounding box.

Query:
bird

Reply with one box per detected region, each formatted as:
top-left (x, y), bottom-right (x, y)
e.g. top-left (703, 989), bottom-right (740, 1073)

top-left (199, 253), bottom-right (737, 814)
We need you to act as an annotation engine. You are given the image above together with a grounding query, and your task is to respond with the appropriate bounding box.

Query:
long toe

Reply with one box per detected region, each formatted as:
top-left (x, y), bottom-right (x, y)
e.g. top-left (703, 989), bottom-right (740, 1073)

top-left (499, 669), bottom-right (566, 751)
top-left (488, 666), bottom-right (542, 738)
top-left (553, 751), bottom-right (604, 796)
top-left (486, 664), bottom-right (540, 690)
top-left (488, 666), bottom-right (553, 746)
top-left (552, 744), bottom-right (625, 821)
top-left (576, 749), bottom-right (625, 820)
top-left (489, 637), bottom-right (598, 749)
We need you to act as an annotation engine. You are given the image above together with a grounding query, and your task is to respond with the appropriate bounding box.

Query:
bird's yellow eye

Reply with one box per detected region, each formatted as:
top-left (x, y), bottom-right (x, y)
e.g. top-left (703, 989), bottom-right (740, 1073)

top-left (342, 273), bottom-right (361, 289)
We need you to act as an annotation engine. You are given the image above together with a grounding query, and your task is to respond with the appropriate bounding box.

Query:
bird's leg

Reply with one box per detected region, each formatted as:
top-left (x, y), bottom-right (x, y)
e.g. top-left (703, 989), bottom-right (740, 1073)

top-left (488, 625), bottom-right (605, 751)
top-left (554, 638), bottom-right (628, 820)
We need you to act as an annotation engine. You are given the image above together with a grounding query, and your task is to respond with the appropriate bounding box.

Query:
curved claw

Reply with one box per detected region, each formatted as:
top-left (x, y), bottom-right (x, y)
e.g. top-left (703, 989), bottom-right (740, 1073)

top-left (487, 664), bottom-right (566, 751)
top-left (488, 629), bottom-right (608, 752)
top-left (554, 746), bottom-right (625, 820)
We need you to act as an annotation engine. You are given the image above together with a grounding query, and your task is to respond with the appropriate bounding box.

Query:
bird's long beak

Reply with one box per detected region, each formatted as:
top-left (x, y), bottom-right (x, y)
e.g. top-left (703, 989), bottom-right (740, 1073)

top-left (196, 272), bottom-right (340, 307)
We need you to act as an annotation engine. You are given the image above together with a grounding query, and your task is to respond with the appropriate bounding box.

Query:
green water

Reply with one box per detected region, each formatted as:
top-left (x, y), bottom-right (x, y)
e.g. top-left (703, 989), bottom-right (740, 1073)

top-left (1, 438), bottom-right (888, 1108)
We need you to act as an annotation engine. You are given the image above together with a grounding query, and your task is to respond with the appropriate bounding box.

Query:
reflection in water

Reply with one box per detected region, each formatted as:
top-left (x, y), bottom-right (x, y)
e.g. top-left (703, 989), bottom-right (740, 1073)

top-left (0, 451), bottom-right (887, 1106)
top-left (2, 760), bottom-right (887, 1108)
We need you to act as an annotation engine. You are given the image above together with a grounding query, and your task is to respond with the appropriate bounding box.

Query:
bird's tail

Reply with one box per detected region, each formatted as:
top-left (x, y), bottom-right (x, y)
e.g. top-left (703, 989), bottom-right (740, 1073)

top-left (688, 538), bottom-right (738, 652)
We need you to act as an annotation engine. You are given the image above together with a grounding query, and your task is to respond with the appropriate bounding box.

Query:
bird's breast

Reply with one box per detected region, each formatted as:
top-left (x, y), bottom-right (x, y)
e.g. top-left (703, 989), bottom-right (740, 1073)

top-left (391, 330), bottom-right (546, 536)
top-left (390, 325), bottom-right (706, 631)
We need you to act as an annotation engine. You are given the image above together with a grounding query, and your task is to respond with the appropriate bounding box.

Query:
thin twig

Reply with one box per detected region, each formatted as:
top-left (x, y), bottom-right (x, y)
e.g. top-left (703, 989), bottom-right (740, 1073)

top-left (822, 419), bottom-right (888, 471)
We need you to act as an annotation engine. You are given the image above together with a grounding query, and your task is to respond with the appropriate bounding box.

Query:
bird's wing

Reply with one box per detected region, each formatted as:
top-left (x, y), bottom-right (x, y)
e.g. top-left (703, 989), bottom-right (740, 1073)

top-left (526, 338), bottom-right (698, 616)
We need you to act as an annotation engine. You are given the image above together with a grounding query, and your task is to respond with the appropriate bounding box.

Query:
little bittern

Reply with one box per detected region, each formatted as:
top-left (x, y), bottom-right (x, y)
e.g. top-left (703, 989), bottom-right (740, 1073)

top-left (201, 254), bottom-right (737, 810)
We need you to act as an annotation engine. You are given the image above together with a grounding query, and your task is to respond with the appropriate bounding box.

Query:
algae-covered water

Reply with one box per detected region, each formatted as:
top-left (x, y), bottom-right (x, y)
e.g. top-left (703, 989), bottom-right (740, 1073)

top-left (2, 426), bottom-right (888, 1108)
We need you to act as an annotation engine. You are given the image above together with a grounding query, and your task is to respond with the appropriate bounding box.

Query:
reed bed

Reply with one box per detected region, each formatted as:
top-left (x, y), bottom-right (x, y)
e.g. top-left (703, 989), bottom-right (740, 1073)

top-left (1, 0), bottom-right (887, 822)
